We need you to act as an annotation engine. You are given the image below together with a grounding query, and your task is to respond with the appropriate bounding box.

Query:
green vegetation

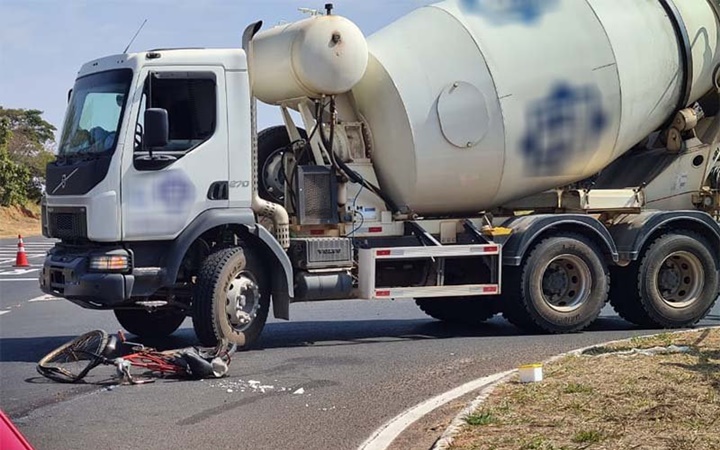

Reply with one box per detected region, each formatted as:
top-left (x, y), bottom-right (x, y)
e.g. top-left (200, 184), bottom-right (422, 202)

top-left (562, 382), bottom-right (593, 394)
top-left (0, 107), bottom-right (56, 206)
top-left (465, 410), bottom-right (497, 426)
top-left (571, 430), bottom-right (605, 444)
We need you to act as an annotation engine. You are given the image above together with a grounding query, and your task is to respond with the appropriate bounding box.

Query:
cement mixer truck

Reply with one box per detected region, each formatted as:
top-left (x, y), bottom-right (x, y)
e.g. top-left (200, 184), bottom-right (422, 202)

top-left (41, 0), bottom-right (720, 348)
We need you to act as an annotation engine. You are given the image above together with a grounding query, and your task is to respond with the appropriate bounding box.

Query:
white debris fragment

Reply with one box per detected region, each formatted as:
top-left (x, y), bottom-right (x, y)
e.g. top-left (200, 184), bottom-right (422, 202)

top-left (209, 378), bottom-right (284, 394)
top-left (293, 387), bottom-right (305, 395)
top-left (227, 389), bottom-right (234, 393)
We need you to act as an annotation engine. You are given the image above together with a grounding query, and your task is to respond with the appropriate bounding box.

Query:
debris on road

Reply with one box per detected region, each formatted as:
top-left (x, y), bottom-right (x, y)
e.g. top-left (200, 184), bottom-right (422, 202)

top-left (293, 387), bottom-right (305, 395)
top-left (208, 379), bottom-right (279, 394)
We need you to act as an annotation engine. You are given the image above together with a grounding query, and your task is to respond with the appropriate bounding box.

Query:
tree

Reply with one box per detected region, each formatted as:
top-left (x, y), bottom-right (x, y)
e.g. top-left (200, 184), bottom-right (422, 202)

top-left (0, 116), bottom-right (32, 206)
top-left (0, 107), bottom-right (57, 203)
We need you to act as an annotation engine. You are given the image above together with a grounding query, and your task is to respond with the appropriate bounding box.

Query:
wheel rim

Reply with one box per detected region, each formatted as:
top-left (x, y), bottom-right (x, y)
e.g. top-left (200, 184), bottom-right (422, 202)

top-left (225, 271), bottom-right (261, 333)
top-left (261, 148), bottom-right (285, 203)
top-left (540, 254), bottom-right (591, 312)
top-left (655, 251), bottom-right (704, 308)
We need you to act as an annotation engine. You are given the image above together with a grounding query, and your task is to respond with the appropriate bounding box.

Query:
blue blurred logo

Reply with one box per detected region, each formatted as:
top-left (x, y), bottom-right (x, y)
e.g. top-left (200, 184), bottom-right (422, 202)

top-left (156, 172), bottom-right (195, 214)
top-left (459, 0), bottom-right (559, 24)
top-left (521, 82), bottom-right (608, 175)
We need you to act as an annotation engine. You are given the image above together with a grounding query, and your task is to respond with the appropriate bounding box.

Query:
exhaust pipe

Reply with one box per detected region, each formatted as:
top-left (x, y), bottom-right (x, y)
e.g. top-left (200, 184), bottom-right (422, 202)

top-left (243, 21), bottom-right (291, 250)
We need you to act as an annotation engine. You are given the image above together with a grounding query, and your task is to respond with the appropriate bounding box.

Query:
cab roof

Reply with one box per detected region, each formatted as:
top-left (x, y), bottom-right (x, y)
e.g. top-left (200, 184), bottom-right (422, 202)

top-left (77, 48), bottom-right (248, 78)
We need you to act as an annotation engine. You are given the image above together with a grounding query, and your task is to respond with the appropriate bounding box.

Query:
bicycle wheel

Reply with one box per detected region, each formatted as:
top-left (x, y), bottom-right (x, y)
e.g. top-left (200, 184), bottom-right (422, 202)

top-left (37, 330), bottom-right (110, 383)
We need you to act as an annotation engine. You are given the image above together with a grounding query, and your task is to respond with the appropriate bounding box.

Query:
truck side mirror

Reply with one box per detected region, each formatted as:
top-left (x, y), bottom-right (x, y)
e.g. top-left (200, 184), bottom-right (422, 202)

top-left (144, 108), bottom-right (169, 149)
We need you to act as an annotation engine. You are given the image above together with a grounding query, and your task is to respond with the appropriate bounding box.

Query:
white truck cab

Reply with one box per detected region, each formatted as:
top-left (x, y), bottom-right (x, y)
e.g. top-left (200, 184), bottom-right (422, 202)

top-left (46, 49), bottom-right (252, 242)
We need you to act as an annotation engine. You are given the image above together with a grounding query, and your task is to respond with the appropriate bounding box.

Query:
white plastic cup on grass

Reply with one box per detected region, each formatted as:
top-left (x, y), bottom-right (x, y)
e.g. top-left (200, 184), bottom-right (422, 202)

top-left (519, 364), bottom-right (543, 383)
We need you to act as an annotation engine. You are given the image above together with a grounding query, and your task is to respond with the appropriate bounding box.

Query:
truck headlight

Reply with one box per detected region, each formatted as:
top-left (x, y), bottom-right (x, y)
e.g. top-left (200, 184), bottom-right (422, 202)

top-left (89, 255), bottom-right (129, 272)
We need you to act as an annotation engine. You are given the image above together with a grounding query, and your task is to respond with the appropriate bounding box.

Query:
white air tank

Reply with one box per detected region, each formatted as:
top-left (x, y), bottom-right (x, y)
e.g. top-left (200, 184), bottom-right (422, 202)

top-left (353, 0), bottom-right (720, 215)
top-left (251, 15), bottom-right (369, 104)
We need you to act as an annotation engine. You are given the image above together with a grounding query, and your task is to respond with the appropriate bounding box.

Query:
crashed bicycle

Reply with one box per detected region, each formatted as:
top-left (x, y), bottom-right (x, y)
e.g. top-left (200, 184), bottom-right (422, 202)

top-left (37, 330), bottom-right (235, 385)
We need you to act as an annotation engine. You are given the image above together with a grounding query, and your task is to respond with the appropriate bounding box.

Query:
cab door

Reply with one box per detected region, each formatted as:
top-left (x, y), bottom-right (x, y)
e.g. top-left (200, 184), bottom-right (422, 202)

top-left (120, 66), bottom-right (229, 241)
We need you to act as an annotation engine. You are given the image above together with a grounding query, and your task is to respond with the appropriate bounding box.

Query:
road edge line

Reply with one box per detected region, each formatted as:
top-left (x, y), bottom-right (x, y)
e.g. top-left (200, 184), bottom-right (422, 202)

top-left (357, 370), bottom-right (515, 450)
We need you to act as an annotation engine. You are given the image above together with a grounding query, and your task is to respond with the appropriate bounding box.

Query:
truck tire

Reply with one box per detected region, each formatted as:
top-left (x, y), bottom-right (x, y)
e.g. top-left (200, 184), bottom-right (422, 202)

top-left (416, 297), bottom-right (499, 325)
top-left (258, 126), bottom-right (308, 204)
top-left (610, 231), bottom-right (719, 328)
top-left (192, 247), bottom-right (270, 348)
top-left (114, 308), bottom-right (186, 339)
top-left (608, 265), bottom-right (652, 326)
top-left (502, 234), bottom-right (609, 333)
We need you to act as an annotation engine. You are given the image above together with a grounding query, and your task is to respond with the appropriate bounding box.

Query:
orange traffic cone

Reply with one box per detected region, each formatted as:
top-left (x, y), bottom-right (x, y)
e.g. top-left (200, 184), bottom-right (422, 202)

top-left (14, 235), bottom-right (30, 268)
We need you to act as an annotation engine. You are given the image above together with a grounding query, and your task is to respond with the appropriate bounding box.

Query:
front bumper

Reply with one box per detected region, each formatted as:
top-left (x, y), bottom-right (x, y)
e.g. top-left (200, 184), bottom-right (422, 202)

top-left (40, 246), bottom-right (135, 309)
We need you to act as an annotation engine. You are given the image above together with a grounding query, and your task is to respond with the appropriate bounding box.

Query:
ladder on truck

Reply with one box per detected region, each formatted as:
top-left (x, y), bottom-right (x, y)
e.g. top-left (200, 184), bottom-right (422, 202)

top-left (358, 221), bottom-right (502, 300)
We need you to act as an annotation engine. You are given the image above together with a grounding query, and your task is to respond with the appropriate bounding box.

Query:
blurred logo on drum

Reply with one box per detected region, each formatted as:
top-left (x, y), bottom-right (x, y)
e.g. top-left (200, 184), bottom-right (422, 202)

top-left (521, 82), bottom-right (608, 176)
top-left (459, 0), bottom-right (559, 25)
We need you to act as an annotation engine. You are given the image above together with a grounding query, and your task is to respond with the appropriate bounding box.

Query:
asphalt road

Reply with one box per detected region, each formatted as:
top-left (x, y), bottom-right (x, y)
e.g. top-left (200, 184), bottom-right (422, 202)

top-left (1, 236), bottom-right (719, 450)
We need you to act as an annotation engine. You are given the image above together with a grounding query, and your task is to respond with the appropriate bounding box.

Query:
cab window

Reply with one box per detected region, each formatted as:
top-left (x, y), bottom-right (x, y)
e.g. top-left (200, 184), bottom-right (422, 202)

top-left (135, 71), bottom-right (217, 154)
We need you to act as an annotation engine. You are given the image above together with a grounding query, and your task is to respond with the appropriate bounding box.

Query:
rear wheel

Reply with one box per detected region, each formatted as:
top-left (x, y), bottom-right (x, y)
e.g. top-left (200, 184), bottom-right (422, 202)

top-left (192, 247), bottom-right (270, 348)
top-left (610, 231), bottom-right (719, 328)
top-left (416, 297), bottom-right (499, 325)
top-left (502, 234), bottom-right (609, 333)
top-left (114, 308), bottom-right (186, 339)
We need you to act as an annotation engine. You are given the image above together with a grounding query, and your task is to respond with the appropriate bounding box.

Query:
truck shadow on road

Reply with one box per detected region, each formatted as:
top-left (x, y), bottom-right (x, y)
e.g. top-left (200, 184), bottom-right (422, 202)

top-left (254, 316), bottom-right (640, 349)
top-left (3, 315), bottom-right (717, 364)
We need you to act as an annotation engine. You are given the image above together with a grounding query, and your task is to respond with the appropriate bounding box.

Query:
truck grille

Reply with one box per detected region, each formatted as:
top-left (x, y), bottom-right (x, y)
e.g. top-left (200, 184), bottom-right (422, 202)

top-left (47, 207), bottom-right (87, 240)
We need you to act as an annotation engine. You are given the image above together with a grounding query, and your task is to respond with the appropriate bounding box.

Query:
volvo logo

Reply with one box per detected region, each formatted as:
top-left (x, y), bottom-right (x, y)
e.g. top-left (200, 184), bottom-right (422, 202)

top-left (52, 168), bottom-right (80, 194)
top-left (317, 248), bottom-right (342, 255)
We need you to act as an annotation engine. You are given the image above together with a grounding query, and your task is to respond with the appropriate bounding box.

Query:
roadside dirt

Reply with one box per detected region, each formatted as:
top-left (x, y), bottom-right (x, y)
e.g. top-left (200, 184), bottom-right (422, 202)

top-left (448, 328), bottom-right (720, 450)
top-left (0, 204), bottom-right (42, 238)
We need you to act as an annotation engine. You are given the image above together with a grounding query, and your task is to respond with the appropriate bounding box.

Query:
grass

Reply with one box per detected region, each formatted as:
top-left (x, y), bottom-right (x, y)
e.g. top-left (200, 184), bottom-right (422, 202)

top-left (448, 328), bottom-right (720, 450)
top-left (572, 430), bottom-right (605, 444)
top-left (562, 382), bottom-right (593, 394)
top-left (465, 411), bottom-right (497, 426)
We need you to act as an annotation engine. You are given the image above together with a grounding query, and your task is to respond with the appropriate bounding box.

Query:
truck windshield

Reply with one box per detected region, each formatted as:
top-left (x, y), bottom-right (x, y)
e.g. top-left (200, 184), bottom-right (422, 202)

top-left (58, 69), bottom-right (132, 157)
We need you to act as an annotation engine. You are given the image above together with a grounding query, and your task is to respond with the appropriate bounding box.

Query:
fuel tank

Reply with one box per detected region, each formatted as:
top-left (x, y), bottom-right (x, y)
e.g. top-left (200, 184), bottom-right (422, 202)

top-left (353, 0), bottom-right (720, 215)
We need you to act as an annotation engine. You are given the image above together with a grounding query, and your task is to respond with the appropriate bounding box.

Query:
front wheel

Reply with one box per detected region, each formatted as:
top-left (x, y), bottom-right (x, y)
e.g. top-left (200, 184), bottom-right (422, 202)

top-left (114, 308), bottom-right (186, 339)
top-left (192, 247), bottom-right (270, 348)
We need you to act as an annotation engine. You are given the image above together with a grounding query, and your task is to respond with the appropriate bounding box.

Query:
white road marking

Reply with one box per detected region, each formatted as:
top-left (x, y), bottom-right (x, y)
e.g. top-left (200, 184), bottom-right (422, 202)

top-left (0, 311), bottom-right (10, 316)
top-left (357, 370), bottom-right (515, 450)
top-left (28, 295), bottom-right (60, 302)
top-left (0, 268), bottom-right (40, 275)
top-left (0, 278), bottom-right (39, 282)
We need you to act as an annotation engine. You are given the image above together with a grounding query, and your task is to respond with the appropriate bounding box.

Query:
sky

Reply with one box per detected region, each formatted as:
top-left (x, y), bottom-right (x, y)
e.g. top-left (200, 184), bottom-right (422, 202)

top-left (0, 0), bottom-right (431, 141)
